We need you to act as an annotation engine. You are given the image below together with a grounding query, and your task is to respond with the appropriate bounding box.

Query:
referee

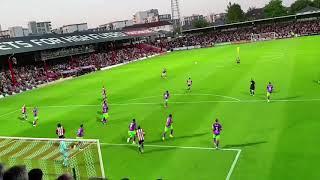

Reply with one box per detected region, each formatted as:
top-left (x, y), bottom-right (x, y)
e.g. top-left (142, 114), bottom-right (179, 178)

top-left (250, 79), bottom-right (256, 96)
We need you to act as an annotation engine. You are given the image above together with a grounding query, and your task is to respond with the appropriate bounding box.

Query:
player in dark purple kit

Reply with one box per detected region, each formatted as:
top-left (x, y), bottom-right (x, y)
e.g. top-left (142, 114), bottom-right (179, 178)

top-left (32, 107), bottom-right (38, 127)
top-left (162, 114), bottom-right (174, 141)
top-left (127, 119), bottom-right (137, 144)
top-left (75, 124), bottom-right (84, 149)
top-left (164, 90), bottom-right (170, 108)
top-left (101, 100), bottom-right (109, 124)
top-left (266, 82), bottom-right (273, 103)
top-left (212, 119), bottom-right (222, 149)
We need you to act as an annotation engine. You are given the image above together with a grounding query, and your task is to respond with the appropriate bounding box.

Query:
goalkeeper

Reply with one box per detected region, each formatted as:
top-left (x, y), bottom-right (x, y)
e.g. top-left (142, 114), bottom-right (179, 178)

top-left (59, 138), bottom-right (69, 167)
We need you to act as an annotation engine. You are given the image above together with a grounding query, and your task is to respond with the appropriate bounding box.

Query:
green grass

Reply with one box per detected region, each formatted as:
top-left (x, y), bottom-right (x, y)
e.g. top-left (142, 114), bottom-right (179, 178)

top-left (1, 36), bottom-right (320, 179)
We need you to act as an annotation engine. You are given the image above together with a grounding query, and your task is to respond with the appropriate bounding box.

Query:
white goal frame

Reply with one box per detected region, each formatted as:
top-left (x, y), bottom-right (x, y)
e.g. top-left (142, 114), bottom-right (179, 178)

top-left (0, 136), bottom-right (105, 179)
top-left (251, 32), bottom-right (277, 42)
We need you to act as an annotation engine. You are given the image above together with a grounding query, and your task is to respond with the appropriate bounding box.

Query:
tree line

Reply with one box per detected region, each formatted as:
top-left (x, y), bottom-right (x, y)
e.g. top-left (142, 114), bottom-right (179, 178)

top-left (192, 0), bottom-right (320, 28)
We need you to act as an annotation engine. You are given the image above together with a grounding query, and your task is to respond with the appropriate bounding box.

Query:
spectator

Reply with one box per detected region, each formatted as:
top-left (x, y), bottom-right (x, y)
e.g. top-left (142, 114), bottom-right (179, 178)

top-left (28, 169), bottom-right (43, 180)
top-left (3, 165), bottom-right (28, 180)
top-left (57, 173), bottom-right (73, 180)
top-left (0, 164), bottom-right (5, 180)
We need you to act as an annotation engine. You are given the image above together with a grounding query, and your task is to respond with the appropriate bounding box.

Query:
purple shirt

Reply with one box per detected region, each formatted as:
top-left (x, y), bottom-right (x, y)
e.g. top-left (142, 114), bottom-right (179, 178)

top-left (212, 123), bottom-right (222, 135)
top-left (129, 122), bottom-right (136, 131)
top-left (77, 128), bottom-right (84, 137)
top-left (267, 85), bottom-right (273, 93)
top-left (103, 103), bottom-right (108, 113)
top-left (33, 109), bottom-right (38, 117)
top-left (166, 117), bottom-right (173, 127)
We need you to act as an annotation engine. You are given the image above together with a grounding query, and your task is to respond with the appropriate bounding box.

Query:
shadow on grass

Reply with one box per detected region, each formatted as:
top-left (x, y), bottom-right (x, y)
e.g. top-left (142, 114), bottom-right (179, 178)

top-left (223, 141), bottom-right (267, 148)
top-left (275, 95), bottom-right (300, 100)
top-left (96, 116), bottom-right (102, 122)
top-left (313, 80), bottom-right (320, 84)
top-left (240, 91), bottom-right (265, 100)
top-left (17, 117), bottom-right (24, 121)
top-left (147, 132), bottom-right (208, 144)
top-left (97, 111), bottom-right (102, 115)
top-left (143, 147), bottom-right (176, 154)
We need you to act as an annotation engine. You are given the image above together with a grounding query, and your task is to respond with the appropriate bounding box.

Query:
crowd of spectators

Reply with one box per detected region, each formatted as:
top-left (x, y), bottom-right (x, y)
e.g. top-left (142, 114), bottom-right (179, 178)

top-left (0, 164), bottom-right (77, 180)
top-left (0, 44), bottom-right (162, 97)
top-left (41, 46), bottom-right (95, 61)
top-left (155, 20), bottom-right (320, 49)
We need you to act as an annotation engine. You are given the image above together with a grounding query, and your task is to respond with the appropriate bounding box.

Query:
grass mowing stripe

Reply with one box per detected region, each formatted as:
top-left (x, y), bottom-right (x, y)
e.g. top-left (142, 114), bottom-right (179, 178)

top-left (0, 141), bottom-right (24, 156)
top-left (53, 160), bottom-right (64, 178)
top-left (0, 109), bottom-right (19, 118)
top-left (0, 139), bottom-right (14, 148)
top-left (23, 159), bottom-right (33, 172)
top-left (27, 142), bottom-right (53, 159)
top-left (39, 160), bottom-right (49, 180)
top-left (11, 141), bottom-right (40, 158)
top-left (41, 147), bottom-right (60, 160)
top-left (70, 158), bottom-right (81, 180)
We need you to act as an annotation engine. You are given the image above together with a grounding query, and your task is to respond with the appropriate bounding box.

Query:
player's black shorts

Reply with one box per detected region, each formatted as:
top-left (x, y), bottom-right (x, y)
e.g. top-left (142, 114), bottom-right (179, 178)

top-left (250, 86), bottom-right (255, 90)
top-left (188, 84), bottom-right (191, 87)
top-left (58, 135), bottom-right (64, 139)
top-left (139, 140), bottom-right (144, 145)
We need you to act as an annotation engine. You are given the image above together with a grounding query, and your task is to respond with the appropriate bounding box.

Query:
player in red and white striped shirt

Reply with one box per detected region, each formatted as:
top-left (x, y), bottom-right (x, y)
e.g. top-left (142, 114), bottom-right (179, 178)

top-left (56, 123), bottom-right (65, 138)
top-left (136, 126), bottom-right (145, 153)
top-left (21, 105), bottom-right (27, 120)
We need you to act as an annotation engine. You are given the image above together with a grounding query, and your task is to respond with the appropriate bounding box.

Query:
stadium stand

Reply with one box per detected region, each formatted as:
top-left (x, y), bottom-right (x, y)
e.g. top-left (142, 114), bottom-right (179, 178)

top-left (0, 43), bottom-right (163, 98)
top-left (155, 18), bottom-right (320, 50)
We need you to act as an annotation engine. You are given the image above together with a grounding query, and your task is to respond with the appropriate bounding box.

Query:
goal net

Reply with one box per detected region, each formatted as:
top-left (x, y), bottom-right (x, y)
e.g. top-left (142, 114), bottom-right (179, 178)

top-left (251, 32), bottom-right (277, 42)
top-left (0, 136), bottom-right (105, 180)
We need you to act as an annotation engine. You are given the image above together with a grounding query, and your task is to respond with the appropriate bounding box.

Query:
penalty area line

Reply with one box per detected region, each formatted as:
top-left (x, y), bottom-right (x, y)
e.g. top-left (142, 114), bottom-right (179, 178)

top-left (101, 143), bottom-right (241, 180)
top-left (0, 109), bottom-right (20, 119)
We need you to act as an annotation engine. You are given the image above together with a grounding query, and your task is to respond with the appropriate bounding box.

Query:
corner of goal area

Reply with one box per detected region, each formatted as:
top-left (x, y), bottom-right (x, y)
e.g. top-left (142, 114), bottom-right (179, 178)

top-left (0, 136), bottom-right (106, 180)
top-left (101, 143), bottom-right (242, 180)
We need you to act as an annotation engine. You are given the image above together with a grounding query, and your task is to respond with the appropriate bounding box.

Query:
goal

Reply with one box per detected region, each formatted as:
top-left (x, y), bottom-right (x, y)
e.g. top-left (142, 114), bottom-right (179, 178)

top-left (251, 32), bottom-right (277, 42)
top-left (0, 136), bottom-right (105, 180)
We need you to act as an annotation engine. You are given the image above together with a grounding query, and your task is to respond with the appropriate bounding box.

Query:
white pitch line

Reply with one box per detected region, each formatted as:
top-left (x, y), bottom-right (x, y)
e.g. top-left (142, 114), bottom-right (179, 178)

top-left (101, 143), bottom-right (240, 151)
top-left (101, 143), bottom-right (241, 180)
top-left (226, 149), bottom-right (242, 180)
top-left (0, 109), bottom-right (19, 118)
top-left (173, 94), bottom-right (241, 101)
top-left (24, 98), bottom-right (320, 109)
top-left (241, 98), bottom-right (320, 103)
top-left (127, 94), bottom-right (241, 102)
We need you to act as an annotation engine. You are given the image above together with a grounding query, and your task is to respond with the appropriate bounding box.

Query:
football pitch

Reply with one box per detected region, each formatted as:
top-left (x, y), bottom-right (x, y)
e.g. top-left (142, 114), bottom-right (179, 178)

top-left (1, 36), bottom-right (320, 179)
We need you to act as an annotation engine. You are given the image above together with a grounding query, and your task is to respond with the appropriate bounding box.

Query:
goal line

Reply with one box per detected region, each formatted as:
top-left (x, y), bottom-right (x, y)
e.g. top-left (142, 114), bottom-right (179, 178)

top-left (101, 143), bottom-right (242, 180)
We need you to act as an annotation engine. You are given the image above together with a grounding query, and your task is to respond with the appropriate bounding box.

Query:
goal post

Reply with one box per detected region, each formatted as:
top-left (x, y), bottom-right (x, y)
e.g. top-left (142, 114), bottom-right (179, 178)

top-left (251, 32), bottom-right (277, 42)
top-left (0, 136), bottom-right (105, 180)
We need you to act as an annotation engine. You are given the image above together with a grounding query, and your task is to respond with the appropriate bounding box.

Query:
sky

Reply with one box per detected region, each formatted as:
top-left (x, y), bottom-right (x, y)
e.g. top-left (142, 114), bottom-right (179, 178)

top-left (0, 0), bottom-right (295, 30)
